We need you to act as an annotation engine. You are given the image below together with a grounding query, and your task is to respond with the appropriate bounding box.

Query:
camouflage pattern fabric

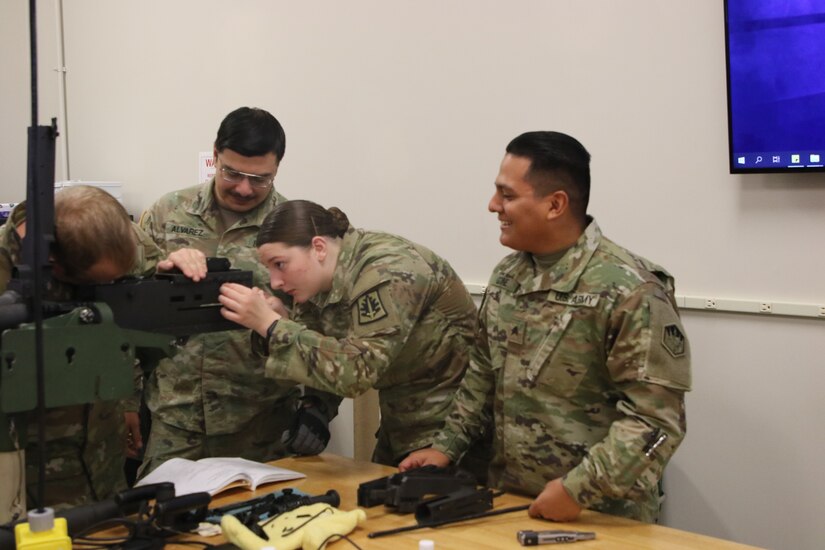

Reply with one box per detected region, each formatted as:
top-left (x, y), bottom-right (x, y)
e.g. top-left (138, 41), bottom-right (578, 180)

top-left (22, 403), bottom-right (125, 510)
top-left (140, 411), bottom-right (292, 466)
top-left (265, 227), bottom-right (478, 465)
top-left (137, 180), bottom-right (303, 475)
top-left (433, 219), bottom-right (691, 522)
top-left (0, 202), bottom-right (161, 510)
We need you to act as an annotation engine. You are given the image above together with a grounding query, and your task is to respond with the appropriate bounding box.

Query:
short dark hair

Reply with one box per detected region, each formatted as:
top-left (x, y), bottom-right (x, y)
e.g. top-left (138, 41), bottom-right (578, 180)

top-left (257, 200), bottom-right (350, 248)
top-left (215, 107), bottom-right (286, 161)
top-left (506, 131), bottom-right (591, 220)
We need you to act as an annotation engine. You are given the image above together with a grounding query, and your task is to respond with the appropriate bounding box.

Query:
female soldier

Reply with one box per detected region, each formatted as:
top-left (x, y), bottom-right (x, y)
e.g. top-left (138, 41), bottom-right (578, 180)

top-left (218, 200), bottom-right (479, 466)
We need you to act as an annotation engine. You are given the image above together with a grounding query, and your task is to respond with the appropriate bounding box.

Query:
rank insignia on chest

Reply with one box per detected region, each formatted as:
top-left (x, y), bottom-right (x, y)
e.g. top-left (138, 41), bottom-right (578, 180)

top-left (662, 324), bottom-right (686, 358)
top-left (494, 273), bottom-right (510, 286)
top-left (356, 289), bottom-right (388, 324)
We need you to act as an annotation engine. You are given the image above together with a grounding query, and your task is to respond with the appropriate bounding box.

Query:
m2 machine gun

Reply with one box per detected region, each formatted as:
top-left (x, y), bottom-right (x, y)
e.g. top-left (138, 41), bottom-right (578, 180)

top-left (0, 259), bottom-right (253, 451)
top-left (0, 123), bottom-right (253, 535)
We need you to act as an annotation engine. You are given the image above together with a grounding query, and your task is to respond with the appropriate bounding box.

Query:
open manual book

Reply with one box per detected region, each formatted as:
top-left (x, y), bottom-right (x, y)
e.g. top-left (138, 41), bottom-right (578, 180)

top-left (135, 457), bottom-right (305, 496)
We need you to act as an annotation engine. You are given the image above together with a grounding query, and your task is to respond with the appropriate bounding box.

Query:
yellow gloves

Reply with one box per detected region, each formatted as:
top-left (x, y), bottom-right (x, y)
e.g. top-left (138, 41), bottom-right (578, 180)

top-left (221, 502), bottom-right (367, 550)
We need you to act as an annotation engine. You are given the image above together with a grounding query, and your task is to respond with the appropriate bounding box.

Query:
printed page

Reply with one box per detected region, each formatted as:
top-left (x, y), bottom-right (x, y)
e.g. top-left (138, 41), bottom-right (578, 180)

top-left (197, 457), bottom-right (305, 490)
top-left (135, 457), bottom-right (249, 496)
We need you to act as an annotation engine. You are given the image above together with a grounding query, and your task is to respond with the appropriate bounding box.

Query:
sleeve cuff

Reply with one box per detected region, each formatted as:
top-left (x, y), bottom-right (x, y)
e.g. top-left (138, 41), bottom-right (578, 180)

top-left (261, 318), bottom-right (303, 379)
top-left (561, 465), bottom-right (596, 509)
top-left (269, 318), bottom-right (301, 345)
top-left (432, 432), bottom-right (468, 463)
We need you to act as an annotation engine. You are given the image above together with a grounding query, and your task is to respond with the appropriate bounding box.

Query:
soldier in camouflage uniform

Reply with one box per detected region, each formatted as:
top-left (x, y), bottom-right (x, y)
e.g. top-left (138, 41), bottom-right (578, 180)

top-left (219, 200), bottom-right (479, 466)
top-left (401, 131), bottom-right (691, 523)
top-left (0, 186), bottom-right (161, 519)
top-left (137, 107), bottom-right (319, 476)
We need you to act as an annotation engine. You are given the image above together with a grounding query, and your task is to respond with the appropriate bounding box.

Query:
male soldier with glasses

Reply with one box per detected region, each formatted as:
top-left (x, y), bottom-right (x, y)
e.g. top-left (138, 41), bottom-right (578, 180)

top-left (136, 107), bottom-right (335, 476)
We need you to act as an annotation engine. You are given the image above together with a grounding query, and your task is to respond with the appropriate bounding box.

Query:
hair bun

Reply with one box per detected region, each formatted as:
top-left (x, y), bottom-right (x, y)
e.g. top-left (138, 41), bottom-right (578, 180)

top-left (327, 207), bottom-right (350, 235)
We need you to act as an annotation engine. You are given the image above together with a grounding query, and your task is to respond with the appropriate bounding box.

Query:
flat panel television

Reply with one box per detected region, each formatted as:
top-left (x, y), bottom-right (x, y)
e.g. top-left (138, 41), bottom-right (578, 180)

top-left (725, 0), bottom-right (825, 173)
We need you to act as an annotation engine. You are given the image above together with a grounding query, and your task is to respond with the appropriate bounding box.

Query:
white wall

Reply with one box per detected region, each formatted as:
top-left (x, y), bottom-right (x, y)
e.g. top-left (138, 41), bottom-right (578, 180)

top-left (1, 2), bottom-right (823, 549)
top-left (662, 312), bottom-right (824, 550)
top-left (1, 0), bottom-right (63, 190)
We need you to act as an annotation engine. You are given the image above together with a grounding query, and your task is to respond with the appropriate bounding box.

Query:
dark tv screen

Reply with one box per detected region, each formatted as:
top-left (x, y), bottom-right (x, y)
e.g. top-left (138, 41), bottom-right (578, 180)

top-left (725, 0), bottom-right (825, 173)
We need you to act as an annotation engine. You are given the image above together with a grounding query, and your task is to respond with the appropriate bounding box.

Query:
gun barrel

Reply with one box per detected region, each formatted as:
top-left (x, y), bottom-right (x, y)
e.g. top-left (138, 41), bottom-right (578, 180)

top-left (307, 489), bottom-right (341, 508)
top-left (0, 291), bottom-right (29, 331)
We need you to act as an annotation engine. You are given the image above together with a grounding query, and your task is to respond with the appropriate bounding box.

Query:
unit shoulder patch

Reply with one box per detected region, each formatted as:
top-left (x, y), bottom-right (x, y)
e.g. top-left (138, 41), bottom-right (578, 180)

top-left (662, 323), bottom-right (686, 358)
top-left (356, 289), bottom-right (388, 324)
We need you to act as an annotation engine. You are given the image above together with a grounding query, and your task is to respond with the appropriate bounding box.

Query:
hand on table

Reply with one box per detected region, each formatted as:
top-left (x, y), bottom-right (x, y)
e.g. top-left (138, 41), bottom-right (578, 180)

top-left (528, 478), bottom-right (582, 522)
top-left (398, 448), bottom-right (451, 471)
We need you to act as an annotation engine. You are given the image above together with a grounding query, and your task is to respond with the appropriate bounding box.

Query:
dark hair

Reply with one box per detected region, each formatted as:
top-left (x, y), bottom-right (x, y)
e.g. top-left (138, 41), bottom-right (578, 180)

top-left (257, 200), bottom-right (350, 248)
top-left (506, 131), bottom-right (591, 221)
top-left (215, 107), bottom-right (286, 161)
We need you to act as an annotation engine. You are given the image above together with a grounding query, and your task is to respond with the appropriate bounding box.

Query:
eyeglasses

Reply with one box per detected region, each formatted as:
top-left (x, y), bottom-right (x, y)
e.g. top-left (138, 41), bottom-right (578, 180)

top-left (217, 158), bottom-right (275, 189)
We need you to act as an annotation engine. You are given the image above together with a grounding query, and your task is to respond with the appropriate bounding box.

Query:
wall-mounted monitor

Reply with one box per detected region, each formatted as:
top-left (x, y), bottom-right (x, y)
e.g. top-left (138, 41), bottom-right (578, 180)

top-left (725, 1), bottom-right (825, 173)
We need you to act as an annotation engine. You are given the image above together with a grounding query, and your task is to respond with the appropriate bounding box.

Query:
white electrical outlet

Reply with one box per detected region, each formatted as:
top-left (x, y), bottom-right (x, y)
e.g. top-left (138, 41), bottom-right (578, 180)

top-left (705, 299), bottom-right (717, 309)
top-left (759, 303), bottom-right (772, 313)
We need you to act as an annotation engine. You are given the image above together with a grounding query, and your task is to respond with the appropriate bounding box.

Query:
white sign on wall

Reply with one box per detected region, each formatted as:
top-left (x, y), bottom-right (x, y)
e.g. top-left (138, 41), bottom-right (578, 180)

top-left (199, 151), bottom-right (216, 184)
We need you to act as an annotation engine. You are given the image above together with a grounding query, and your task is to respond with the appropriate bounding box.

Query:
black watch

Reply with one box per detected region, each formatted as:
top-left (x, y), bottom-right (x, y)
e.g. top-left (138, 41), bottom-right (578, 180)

top-left (265, 318), bottom-right (279, 342)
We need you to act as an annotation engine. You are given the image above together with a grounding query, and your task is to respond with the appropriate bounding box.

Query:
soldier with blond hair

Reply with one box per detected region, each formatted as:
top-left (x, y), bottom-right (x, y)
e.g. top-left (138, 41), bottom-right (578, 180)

top-left (0, 185), bottom-right (160, 519)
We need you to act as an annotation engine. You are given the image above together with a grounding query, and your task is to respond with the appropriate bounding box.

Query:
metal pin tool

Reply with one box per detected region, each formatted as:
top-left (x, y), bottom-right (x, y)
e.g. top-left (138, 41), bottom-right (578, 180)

top-left (517, 530), bottom-right (596, 545)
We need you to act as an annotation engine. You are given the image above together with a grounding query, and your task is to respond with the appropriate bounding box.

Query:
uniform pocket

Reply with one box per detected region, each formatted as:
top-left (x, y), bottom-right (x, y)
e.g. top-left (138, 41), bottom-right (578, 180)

top-left (529, 309), bottom-right (588, 397)
top-left (525, 308), bottom-right (573, 378)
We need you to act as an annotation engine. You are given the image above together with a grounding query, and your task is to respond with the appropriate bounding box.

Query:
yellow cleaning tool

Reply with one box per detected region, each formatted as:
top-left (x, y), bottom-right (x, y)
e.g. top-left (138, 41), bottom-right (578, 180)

top-left (221, 502), bottom-right (366, 550)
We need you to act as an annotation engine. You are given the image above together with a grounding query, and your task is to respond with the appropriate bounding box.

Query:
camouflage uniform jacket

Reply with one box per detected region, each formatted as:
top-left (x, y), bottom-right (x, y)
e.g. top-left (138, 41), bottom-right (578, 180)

top-left (265, 227), bottom-right (477, 464)
top-left (138, 180), bottom-right (301, 437)
top-left (0, 202), bottom-right (160, 509)
top-left (433, 219), bottom-right (691, 522)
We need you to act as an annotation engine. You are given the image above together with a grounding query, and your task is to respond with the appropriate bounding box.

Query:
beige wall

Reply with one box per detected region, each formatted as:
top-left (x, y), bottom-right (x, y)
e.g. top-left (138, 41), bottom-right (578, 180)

top-left (2, 2), bottom-right (824, 549)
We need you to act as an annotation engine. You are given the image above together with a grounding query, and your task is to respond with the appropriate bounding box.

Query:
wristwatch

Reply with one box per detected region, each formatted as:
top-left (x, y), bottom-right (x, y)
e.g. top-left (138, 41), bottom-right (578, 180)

top-left (251, 318), bottom-right (279, 357)
top-left (266, 318), bottom-right (279, 341)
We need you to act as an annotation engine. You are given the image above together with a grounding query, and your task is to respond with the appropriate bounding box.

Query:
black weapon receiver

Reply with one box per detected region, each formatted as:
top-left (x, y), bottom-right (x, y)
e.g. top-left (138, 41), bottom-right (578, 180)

top-left (357, 465), bottom-right (478, 513)
top-left (73, 257), bottom-right (253, 336)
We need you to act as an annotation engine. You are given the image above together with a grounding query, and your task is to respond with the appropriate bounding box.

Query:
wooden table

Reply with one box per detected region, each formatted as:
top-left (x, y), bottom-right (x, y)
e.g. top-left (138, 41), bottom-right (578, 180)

top-left (166, 453), bottom-right (761, 549)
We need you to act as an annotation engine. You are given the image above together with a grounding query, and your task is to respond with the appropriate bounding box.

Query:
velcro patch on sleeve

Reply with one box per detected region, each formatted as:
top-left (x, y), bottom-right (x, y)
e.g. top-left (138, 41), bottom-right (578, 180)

top-left (356, 289), bottom-right (388, 324)
top-left (643, 295), bottom-right (692, 391)
top-left (662, 324), bottom-right (686, 358)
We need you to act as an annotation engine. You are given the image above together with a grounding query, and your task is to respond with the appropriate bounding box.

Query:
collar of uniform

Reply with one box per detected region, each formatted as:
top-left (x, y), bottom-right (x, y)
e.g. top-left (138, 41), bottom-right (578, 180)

top-left (185, 178), bottom-right (282, 229)
top-left (307, 226), bottom-right (360, 308)
top-left (9, 202), bottom-right (27, 230)
top-left (2, 202), bottom-right (27, 262)
top-left (514, 217), bottom-right (602, 296)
